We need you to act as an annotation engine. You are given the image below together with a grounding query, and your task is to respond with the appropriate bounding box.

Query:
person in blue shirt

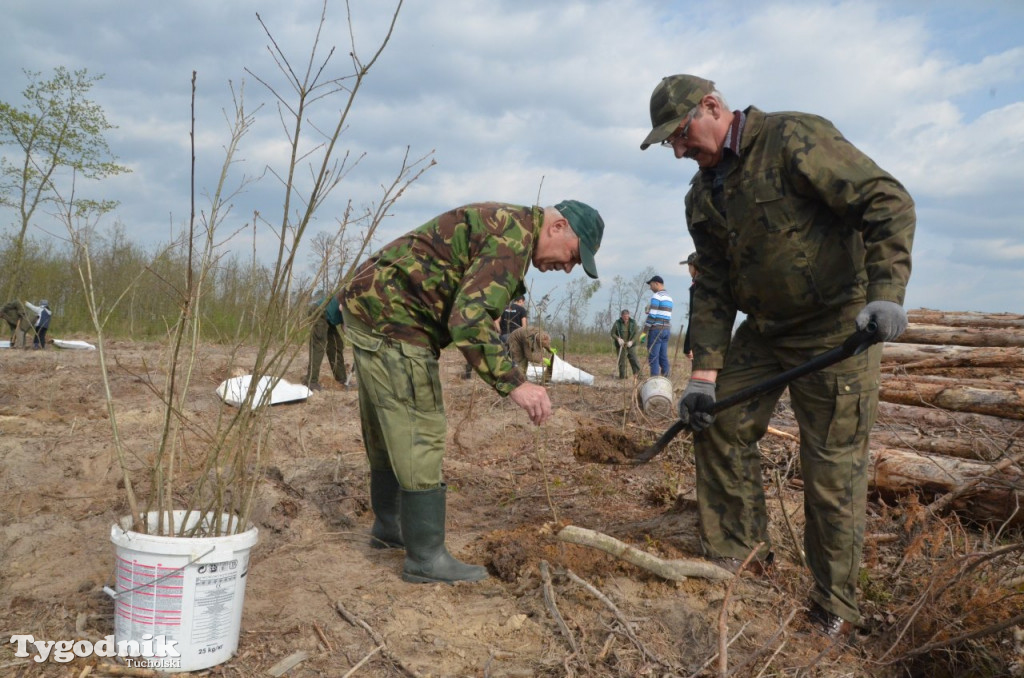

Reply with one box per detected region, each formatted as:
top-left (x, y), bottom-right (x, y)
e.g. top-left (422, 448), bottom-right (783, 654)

top-left (643, 275), bottom-right (673, 376)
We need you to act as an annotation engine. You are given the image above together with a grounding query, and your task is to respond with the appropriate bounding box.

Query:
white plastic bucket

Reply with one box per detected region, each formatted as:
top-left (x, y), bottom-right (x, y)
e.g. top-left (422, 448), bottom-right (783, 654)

top-left (640, 376), bottom-right (674, 418)
top-left (108, 511), bottom-right (258, 673)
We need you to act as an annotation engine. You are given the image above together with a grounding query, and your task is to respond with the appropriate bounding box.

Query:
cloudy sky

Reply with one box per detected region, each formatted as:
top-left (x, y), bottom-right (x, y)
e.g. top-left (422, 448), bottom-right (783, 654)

top-left (2, 0), bottom-right (1022, 321)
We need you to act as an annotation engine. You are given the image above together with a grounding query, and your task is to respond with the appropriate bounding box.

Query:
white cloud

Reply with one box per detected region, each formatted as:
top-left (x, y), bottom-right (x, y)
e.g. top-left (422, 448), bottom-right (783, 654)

top-left (0, 0), bottom-right (1021, 316)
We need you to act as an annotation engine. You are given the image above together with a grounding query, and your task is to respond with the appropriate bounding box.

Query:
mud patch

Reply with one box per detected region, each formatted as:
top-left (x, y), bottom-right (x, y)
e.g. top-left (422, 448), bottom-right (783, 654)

top-left (572, 424), bottom-right (647, 464)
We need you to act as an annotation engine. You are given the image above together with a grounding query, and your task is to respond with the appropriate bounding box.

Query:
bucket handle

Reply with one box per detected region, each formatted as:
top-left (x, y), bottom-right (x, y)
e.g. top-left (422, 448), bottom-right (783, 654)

top-left (103, 545), bottom-right (216, 600)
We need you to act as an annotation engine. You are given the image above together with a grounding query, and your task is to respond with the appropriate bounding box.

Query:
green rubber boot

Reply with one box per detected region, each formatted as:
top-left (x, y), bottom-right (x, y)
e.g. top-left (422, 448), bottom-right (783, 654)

top-left (369, 469), bottom-right (403, 549)
top-left (400, 485), bottom-right (488, 584)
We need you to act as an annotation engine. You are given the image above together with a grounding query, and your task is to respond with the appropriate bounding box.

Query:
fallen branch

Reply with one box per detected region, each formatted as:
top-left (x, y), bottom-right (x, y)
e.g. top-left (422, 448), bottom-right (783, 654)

top-left (539, 559), bottom-right (579, 654)
top-left (342, 645), bottom-right (383, 678)
top-left (565, 568), bottom-right (675, 671)
top-left (725, 606), bottom-right (800, 677)
top-left (557, 525), bottom-right (733, 581)
top-left (328, 588), bottom-right (419, 678)
top-left (766, 425), bottom-right (798, 441)
top-left (886, 610), bottom-right (1024, 664)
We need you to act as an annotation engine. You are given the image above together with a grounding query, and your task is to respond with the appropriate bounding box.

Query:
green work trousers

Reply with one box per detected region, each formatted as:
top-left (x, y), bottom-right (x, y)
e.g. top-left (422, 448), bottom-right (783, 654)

top-left (693, 318), bottom-right (881, 625)
top-left (306, 314), bottom-right (347, 384)
top-left (614, 342), bottom-right (641, 378)
top-left (343, 313), bottom-right (447, 490)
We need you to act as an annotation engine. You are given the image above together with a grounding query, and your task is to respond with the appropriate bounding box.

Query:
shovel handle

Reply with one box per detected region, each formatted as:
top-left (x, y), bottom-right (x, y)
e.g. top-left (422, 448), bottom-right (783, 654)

top-left (630, 322), bottom-right (879, 465)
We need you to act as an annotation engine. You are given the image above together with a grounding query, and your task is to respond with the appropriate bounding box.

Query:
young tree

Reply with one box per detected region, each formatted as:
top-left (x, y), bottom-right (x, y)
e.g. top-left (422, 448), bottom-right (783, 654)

top-left (0, 67), bottom-right (130, 299)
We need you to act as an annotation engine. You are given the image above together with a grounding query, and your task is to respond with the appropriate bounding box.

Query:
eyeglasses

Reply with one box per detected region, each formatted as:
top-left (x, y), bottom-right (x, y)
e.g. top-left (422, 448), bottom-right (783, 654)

top-left (660, 113), bottom-right (694, 148)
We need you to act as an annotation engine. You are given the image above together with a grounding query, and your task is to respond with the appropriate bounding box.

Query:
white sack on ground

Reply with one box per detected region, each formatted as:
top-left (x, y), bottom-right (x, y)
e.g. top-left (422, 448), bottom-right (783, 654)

top-left (53, 339), bottom-right (97, 350)
top-left (527, 354), bottom-right (594, 385)
top-left (216, 375), bottom-right (311, 408)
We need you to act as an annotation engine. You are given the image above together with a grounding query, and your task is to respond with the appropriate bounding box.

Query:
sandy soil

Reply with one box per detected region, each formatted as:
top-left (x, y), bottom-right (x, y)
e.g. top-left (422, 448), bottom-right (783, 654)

top-left (1, 340), bottom-right (1020, 677)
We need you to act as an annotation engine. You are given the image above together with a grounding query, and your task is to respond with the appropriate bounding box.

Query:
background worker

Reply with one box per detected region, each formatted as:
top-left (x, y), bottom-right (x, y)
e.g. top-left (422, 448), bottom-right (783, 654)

top-left (610, 309), bottom-right (641, 379)
top-left (464, 295), bottom-right (528, 378)
top-left (681, 253), bottom-right (698, 360)
top-left (341, 200), bottom-right (604, 585)
top-left (26, 300), bottom-right (51, 349)
top-left (641, 74), bottom-right (915, 637)
top-left (505, 325), bottom-right (555, 383)
top-left (642, 275), bottom-right (673, 376)
top-left (499, 296), bottom-right (528, 342)
top-left (1, 300), bottom-right (37, 349)
top-left (304, 291), bottom-right (347, 391)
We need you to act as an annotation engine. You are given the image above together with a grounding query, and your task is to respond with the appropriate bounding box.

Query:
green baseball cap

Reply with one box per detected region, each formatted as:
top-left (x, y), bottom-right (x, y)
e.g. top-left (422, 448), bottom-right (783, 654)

top-left (554, 199), bottom-right (604, 279)
top-left (640, 74), bottom-right (715, 150)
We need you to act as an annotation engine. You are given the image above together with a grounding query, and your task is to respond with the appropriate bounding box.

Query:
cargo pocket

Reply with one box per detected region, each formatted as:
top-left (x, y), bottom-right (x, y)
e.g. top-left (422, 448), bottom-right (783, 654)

top-left (344, 322), bottom-right (384, 353)
top-left (390, 342), bottom-right (444, 413)
top-left (824, 370), bottom-right (878, 449)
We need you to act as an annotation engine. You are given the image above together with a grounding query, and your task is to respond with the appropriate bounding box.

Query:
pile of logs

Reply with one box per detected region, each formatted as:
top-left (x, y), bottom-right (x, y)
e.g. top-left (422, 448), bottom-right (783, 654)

top-left (870, 309), bottom-right (1024, 527)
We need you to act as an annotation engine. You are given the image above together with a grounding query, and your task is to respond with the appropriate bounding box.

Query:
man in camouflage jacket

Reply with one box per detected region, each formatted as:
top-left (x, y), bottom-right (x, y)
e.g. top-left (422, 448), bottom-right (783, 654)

top-left (340, 200), bottom-right (604, 584)
top-left (506, 325), bottom-right (554, 383)
top-left (1, 300), bottom-right (37, 349)
top-left (642, 75), bottom-right (915, 636)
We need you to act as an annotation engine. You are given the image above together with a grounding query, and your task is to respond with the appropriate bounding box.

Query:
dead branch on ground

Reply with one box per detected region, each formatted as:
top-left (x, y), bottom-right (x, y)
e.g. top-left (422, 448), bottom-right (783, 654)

top-left (557, 525), bottom-right (734, 581)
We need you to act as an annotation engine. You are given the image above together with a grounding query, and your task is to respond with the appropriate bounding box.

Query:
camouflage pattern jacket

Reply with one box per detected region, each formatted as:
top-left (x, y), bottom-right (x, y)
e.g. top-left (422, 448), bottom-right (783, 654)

top-left (340, 203), bottom-right (541, 396)
top-left (685, 106), bottom-right (915, 370)
top-left (506, 326), bottom-right (552, 367)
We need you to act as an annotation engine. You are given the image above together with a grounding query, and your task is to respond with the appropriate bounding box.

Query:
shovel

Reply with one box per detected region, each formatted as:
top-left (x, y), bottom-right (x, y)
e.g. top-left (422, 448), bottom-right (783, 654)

top-left (630, 322), bottom-right (880, 464)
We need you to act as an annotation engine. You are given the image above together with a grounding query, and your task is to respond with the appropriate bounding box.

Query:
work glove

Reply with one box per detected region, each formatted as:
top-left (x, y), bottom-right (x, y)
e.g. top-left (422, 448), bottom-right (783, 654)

top-left (856, 300), bottom-right (908, 342)
top-left (626, 341), bottom-right (633, 348)
top-left (678, 378), bottom-right (716, 433)
top-left (616, 337), bottom-right (625, 346)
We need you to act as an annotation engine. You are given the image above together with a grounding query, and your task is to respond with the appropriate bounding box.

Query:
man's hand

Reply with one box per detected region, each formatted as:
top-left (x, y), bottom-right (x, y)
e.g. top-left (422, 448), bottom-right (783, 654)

top-left (856, 301), bottom-right (908, 341)
top-left (616, 337), bottom-right (624, 346)
top-left (626, 341), bottom-right (633, 348)
top-left (509, 382), bottom-right (552, 426)
top-left (678, 378), bottom-right (716, 432)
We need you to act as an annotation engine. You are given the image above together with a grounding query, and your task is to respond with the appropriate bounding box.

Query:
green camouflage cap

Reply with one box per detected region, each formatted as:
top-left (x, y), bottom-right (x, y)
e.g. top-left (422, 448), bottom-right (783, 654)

top-left (640, 74), bottom-right (715, 150)
top-left (554, 199), bottom-right (604, 279)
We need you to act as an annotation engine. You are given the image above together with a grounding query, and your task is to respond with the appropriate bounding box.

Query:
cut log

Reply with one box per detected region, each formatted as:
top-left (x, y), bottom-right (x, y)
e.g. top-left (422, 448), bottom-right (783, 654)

top-left (875, 402), bottom-right (1024, 436)
top-left (894, 324), bottom-right (1024, 348)
top-left (769, 422), bottom-right (1019, 462)
top-left (907, 309), bottom-right (1024, 329)
top-left (879, 376), bottom-right (1024, 420)
top-left (867, 430), bottom-right (1018, 462)
top-left (869, 446), bottom-right (1024, 527)
top-left (881, 343), bottom-right (1024, 369)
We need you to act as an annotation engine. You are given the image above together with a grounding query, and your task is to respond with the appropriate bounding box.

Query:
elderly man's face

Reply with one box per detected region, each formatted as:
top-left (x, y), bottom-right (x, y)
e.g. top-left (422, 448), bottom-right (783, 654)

top-left (532, 219), bottom-right (581, 274)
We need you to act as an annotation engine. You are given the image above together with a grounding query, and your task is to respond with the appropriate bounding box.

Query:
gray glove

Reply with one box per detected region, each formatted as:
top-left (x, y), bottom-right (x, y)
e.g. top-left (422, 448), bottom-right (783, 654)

top-left (678, 378), bottom-right (716, 433)
top-left (856, 301), bottom-right (907, 342)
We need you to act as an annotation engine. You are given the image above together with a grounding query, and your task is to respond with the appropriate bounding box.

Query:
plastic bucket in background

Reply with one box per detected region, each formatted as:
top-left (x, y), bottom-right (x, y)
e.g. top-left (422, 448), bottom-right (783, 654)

top-left (640, 376), bottom-right (674, 419)
top-left (108, 511), bottom-right (258, 673)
